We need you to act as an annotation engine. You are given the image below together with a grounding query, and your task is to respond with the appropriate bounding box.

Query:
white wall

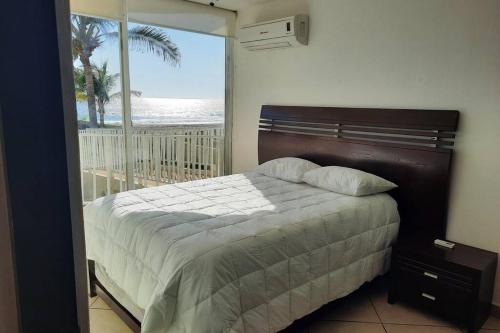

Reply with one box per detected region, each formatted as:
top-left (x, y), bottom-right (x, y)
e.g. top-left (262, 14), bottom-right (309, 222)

top-left (232, 0), bottom-right (500, 305)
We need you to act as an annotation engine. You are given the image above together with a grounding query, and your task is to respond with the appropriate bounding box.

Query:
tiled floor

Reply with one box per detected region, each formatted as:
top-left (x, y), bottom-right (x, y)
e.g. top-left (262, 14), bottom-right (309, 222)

top-left (89, 296), bottom-right (133, 333)
top-left (89, 279), bottom-right (500, 333)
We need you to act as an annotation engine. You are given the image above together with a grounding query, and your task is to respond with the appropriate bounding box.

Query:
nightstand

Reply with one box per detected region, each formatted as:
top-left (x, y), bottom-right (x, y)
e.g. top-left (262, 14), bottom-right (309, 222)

top-left (388, 237), bottom-right (498, 333)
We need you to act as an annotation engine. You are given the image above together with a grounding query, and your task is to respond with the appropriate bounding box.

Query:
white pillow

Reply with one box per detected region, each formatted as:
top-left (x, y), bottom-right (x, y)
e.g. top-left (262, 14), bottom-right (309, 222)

top-left (256, 157), bottom-right (320, 183)
top-left (302, 166), bottom-right (397, 196)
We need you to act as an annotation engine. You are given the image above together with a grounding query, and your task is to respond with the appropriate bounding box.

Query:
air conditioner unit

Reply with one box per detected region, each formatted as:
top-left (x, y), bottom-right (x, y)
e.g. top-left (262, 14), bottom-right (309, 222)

top-left (239, 15), bottom-right (309, 51)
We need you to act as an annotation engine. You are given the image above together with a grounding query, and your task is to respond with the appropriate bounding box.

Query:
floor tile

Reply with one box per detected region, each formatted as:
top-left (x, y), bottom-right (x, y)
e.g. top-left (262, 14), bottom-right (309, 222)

top-left (482, 315), bottom-right (500, 330)
top-left (384, 324), bottom-right (463, 333)
top-left (89, 309), bottom-right (133, 333)
top-left (310, 321), bottom-right (385, 333)
top-left (88, 296), bottom-right (97, 307)
top-left (370, 286), bottom-right (454, 327)
top-left (90, 296), bottom-right (111, 310)
top-left (318, 290), bottom-right (380, 323)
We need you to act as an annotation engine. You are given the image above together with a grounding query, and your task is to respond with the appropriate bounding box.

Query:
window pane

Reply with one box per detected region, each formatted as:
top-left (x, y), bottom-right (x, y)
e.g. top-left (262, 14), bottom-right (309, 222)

top-left (71, 14), bottom-right (127, 202)
top-left (127, 22), bottom-right (226, 187)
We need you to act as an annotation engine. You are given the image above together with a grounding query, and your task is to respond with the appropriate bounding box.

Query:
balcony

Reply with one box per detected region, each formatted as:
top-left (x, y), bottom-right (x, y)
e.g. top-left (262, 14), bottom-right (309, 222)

top-left (78, 124), bottom-right (224, 202)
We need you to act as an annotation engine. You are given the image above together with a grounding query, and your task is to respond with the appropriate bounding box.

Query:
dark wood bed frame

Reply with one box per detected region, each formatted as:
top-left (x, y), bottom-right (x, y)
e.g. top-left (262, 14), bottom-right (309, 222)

top-left (89, 105), bottom-right (459, 332)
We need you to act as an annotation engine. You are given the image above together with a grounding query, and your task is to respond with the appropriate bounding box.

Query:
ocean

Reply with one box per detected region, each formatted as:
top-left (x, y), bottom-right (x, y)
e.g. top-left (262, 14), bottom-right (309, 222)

top-left (77, 97), bottom-right (224, 125)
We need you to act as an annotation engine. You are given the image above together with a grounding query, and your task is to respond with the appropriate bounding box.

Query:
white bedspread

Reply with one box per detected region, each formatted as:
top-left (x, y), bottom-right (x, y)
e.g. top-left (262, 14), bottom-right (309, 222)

top-left (84, 172), bottom-right (399, 333)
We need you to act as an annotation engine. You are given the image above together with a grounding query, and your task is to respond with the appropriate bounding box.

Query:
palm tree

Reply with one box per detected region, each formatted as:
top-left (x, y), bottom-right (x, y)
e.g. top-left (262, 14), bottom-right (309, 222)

top-left (74, 62), bottom-right (141, 127)
top-left (71, 15), bottom-right (181, 127)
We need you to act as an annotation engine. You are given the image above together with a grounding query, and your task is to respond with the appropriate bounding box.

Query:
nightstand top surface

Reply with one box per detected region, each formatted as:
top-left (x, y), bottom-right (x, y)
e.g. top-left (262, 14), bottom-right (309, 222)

top-left (395, 237), bottom-right (497, 272)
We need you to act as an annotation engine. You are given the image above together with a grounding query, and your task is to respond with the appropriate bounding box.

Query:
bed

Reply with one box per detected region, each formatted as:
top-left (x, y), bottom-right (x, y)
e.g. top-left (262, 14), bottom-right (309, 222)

top-left (86, 105), bottom-right (459, 333)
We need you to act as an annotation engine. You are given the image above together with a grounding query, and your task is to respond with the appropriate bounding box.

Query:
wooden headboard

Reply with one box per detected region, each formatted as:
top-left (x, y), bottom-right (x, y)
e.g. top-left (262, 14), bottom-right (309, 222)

top-left (258, 105), bottom-right (459, 239)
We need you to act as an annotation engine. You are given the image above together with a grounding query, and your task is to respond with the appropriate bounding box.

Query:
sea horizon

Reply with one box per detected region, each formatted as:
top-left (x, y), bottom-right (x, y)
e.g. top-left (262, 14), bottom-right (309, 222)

top-left (77, 97), bottom-right (224, 125)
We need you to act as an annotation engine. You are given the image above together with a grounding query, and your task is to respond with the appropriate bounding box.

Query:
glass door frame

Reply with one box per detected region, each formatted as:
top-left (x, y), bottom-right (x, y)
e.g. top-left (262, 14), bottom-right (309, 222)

top-left (117, 17), bottom-right (136, 190)
top-left (116, 7), bottom-right (234, 190)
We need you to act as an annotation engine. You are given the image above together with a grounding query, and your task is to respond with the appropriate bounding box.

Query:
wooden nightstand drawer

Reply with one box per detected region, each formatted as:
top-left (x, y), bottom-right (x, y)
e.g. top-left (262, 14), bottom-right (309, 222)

top-left (397, 255), bottom-right (474, 291)
top-left (396, 275), bottom-right (471, 320)
top-left (396, 264), bottom-right (472, 320)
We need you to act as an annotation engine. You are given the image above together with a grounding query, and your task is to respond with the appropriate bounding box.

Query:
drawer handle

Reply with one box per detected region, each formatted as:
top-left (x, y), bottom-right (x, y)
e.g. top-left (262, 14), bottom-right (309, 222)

top-left (421, 293), bottom-right (436, 301)
top-left (423, 271), bottom-right (438, 280)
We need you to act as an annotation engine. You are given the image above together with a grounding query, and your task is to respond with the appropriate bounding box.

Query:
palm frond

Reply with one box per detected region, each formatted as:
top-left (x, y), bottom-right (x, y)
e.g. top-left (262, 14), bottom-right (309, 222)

top-left (71, 15), bottom-right (114, 58)
top-left (71, 15), bottom-right (114, 34)
top-left (75, 91), bottom-right (88, 102)
top-left (127, 26), bottom-right (181, 66)
top-left (73, 67), bottom-right (88, 101)
top-left (92, 62), bottom-right (119, 104)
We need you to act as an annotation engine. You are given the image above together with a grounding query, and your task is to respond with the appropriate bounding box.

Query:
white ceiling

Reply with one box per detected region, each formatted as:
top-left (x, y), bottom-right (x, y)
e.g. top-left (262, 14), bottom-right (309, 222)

top-left (188, 0), bottom-right (275, 11)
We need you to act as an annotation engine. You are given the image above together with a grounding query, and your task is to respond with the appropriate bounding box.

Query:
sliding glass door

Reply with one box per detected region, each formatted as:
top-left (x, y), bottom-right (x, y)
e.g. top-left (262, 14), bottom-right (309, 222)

top-left (127, 22), bottom-right (226, 188)
top-left (71, 3), bottom-right (232, 202)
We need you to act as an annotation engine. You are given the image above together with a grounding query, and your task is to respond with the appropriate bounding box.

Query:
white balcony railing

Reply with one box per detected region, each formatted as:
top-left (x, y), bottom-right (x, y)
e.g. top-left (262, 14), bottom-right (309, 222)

top-left (78, 125), bottom-right (224, 202)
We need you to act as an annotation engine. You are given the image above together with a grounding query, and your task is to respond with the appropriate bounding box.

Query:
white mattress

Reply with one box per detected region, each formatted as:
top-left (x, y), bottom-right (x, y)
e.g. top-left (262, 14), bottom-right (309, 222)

top-left (84, 172), bottom-right (400, 333)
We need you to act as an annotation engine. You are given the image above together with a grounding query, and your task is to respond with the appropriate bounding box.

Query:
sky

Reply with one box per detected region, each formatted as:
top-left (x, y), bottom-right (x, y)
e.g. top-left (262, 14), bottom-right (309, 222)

top-left (78, 21), bottom-right (226, 99)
